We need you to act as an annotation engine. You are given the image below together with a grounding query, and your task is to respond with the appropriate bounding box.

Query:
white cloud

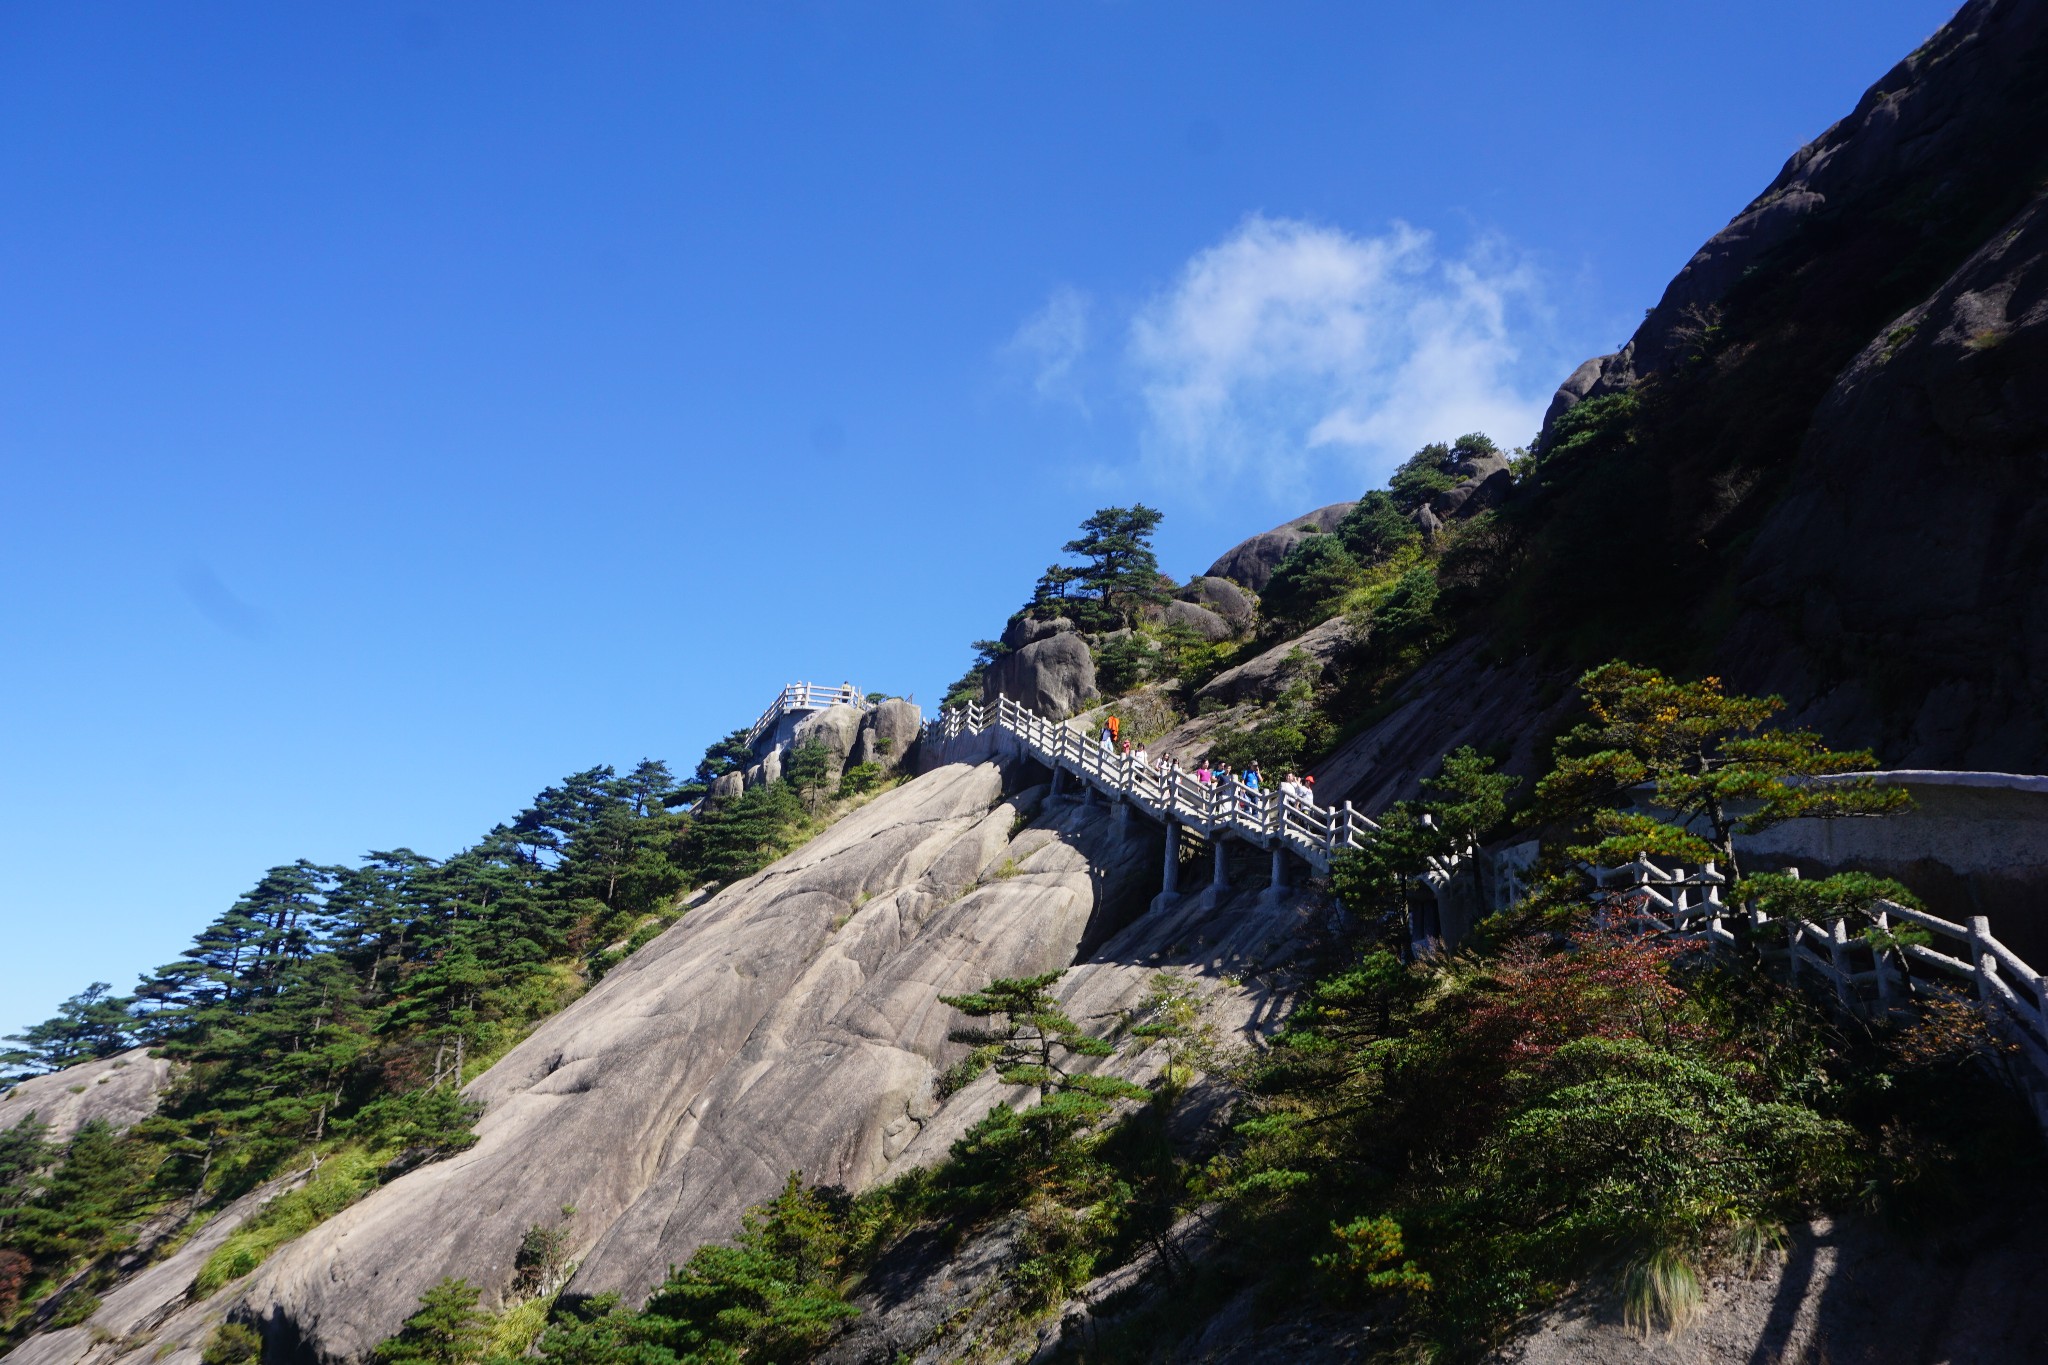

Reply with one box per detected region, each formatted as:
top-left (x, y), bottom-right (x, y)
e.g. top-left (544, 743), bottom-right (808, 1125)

top-left (1005, 285), bottom-right (1093, 407)
top-left (1126, 215), bottom-right (1554, 497)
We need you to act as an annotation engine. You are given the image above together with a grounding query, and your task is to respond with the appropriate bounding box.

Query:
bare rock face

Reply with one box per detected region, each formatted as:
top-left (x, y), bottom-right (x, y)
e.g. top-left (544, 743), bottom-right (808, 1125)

top-left (0, 1048), bottom-right (171, 1142)
top-left (1204, 503), bottom-right (1355, 592)
top-left (1311, 637), bottom-right (1576, 811)
top-left (239, 759), bottom-right (1171, 1359)
top-left (981, 632), bottom-right (1097, 719)
top-left (1195, 615), bottom-right (1354, 708)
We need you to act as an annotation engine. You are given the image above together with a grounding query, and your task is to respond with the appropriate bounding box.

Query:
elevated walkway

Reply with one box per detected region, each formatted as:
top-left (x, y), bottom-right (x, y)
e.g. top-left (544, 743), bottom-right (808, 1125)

top-left (925, 696), bottom-right (1379, 880)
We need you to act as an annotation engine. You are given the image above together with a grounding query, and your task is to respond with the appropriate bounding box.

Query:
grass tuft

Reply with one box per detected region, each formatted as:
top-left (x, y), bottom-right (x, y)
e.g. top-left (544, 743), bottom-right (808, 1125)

top-left (1621, 1245), bottom-right (1704, 1337)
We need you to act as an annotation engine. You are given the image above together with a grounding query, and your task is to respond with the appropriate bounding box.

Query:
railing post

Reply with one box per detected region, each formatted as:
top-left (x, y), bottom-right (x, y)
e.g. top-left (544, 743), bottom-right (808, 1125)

top-left (1828, 917), bottom-right (1855, 1012)
top-left (1968, 915), bottom-right (1994, 1004)
top-left (1871, 907), bottom-right (1894, 1014)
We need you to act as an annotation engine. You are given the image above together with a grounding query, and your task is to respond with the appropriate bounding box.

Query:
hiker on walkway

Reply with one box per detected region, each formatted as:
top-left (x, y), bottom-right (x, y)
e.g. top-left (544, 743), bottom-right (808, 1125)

top-left (1099, 722), bottom-right (1115, 751)
top-left (1195, 760), bottom-right (1214, 785)
top-left (1106, 714), bottom-right (1121, 746)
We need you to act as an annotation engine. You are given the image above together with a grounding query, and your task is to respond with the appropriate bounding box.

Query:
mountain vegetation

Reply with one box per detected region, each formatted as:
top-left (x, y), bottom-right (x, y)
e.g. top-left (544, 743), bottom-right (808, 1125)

top-left (0, 741), bottom-right (904, 1339)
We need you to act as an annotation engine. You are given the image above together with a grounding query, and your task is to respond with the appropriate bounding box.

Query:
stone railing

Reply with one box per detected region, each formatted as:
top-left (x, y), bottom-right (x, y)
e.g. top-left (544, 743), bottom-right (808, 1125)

top-left (745, 682), bottom-right (868, 748)
top-left (926, 696), bottom-right (1378, 874)
top-left (1590, 854), bottom-right (2048, 1104)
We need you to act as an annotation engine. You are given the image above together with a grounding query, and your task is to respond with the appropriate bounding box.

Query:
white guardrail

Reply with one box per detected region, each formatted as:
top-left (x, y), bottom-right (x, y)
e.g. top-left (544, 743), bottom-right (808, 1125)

top-left (745, 682), bottom-right (868, 748)
top-left (925, 696), bottom-right (1379, 874)
top-left (1590, 854), bottom-right (2048, 1091)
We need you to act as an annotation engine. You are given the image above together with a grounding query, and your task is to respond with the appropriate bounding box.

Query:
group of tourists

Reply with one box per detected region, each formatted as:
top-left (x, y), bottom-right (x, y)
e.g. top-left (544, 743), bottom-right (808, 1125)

top-left (1094, 714), bottom-right (1321, 812)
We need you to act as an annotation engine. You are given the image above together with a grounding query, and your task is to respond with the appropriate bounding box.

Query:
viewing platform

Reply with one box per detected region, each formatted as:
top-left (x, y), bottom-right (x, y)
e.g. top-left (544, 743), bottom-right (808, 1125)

top-left (745, 681), bottom-right (869, 752)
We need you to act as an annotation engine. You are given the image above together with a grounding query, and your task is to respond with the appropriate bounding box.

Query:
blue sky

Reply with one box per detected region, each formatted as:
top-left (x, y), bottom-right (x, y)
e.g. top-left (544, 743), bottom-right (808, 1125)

top-left (0, 0), bottom-right (1957, 1031)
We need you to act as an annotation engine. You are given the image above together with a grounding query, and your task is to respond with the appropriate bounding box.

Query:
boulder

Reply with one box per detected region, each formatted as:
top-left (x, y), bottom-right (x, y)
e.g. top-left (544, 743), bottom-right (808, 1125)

top-left (1001, 614), bottom-right (1073, 650)
top-left (1194, 615), bottom-right (1356, 707)
top-left (792, 704), bottom-right (865, 778)
top-left (857, 698), bottom-right (923, 773)
top-left (1448, 448), bottom-right (1510, 483)
top-left (1176, 576), bottom-right (1256, 631)
top-left (1203, 503), bottom-right (1356, 591)
top-left (758, 744), bottom-right (785, 786)
top-left (1415, 504), bottom-right (1444, 539)
top-left (1161, 598), bottom-right (1233, 642)
top-left (708, 771), bottom-right (745, 802)
top-left (982, 632), bottom-right (1097, 719)
top-left (0, 1048), bottom-right (172, 1142)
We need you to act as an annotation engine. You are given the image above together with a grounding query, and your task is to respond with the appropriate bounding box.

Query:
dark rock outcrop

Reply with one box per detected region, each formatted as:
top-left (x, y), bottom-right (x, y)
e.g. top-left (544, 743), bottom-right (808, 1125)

top-left (1543, 0), bottom-right (2048, 436)
top-left (1512, 0), bottom-right (2048, 771)
top-left (1719, 186), bottom-right (2048, 767)
top-left (1204, 503), bottom-right (1355, 591)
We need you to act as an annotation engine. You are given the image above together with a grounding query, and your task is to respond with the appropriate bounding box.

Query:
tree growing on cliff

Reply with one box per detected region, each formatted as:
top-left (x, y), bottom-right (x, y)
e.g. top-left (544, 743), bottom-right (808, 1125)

top-left (373, 1277), bottom-right (491, 1365)
top-left (1261, 534), bottom-right (1366, 632)
top-left (1059, 504), bottom-right (1167, 629)
top-left (1535, 662), bottom-right (1910, 881)
top-left (0, 983), bottom-right (135, 1081)
top-left (1330, 747), bottom-right (1518, 935)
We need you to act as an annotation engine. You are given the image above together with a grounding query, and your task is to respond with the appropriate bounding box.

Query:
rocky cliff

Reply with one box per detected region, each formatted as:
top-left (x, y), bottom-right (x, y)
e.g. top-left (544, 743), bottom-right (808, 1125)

top-left (1534, 0), bottom-right (2048, 771)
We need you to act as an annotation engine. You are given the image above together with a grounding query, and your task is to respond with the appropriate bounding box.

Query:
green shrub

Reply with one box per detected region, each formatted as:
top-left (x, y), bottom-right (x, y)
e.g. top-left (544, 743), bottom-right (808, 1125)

top-left (200, 1322), bottom-right (262, 1365)
top-left (1388, 443), bottom-right (1461, 511)
top-left (837, 762), bottom-right (883, 798)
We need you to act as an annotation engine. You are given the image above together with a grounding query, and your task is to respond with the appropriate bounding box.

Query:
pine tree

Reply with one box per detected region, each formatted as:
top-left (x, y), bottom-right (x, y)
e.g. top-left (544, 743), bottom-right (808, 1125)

top-left (1535, 661), bottom-right (1911, 880)
top-left (0, 983), bottom-right (134, 1079)
top-left (1336, 490), bottom-right (1418, 564)
top-left (1261, 535), bottom-right (1366, 630)
top-left (781, 741), bottom-right (835, 815)
top-left (0, 1114), bottom-right (54, 1238)
top-left (1061, 505), bottom-right (1167, 627)
top-left (374, 1277), bottom-right (491, 1365)
top-left (8, 1120), bottom-right (149, 1265)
